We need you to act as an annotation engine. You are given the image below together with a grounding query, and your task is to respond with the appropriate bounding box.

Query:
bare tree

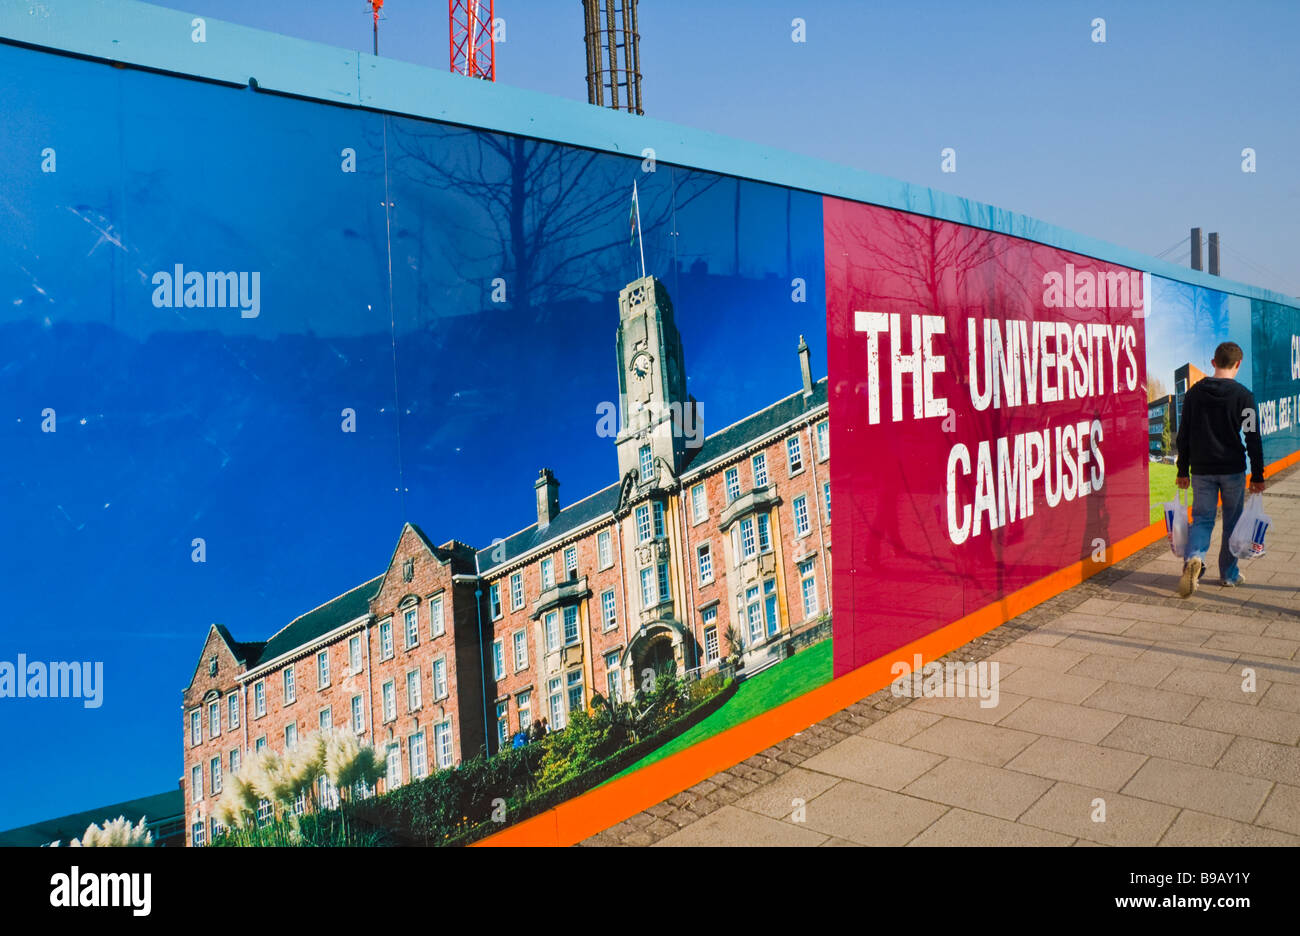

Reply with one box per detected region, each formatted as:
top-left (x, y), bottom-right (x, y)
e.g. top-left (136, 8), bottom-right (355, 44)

top-left (382, 121), bottom-right (722, 318)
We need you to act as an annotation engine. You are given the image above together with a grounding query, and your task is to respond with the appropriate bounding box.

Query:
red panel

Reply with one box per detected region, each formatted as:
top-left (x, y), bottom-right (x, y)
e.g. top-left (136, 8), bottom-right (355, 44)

top-left (825, 198), bottom-right (1149, 677)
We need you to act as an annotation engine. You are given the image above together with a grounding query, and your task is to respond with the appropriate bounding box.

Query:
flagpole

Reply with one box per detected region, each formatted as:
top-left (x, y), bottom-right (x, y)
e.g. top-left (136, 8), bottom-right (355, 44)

top-left (635, 179), bottom-right (646, 280)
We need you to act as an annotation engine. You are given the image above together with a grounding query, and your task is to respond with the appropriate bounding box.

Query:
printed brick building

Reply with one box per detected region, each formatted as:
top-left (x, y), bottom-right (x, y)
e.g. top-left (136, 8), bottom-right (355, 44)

top-left (180, 275), bottom-right (831, 845)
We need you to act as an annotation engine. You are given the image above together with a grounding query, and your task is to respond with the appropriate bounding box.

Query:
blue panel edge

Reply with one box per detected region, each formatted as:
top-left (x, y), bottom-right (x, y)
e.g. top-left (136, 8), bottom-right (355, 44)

top-left (2, 0), bottom-right (1295, 309)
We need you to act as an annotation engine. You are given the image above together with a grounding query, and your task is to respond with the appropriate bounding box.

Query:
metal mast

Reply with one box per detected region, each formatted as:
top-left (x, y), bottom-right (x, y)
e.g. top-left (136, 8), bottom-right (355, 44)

top-left (368, 1), bottom-right (383, 56)
top-left (582, 0), bottom-right (642, 114)
top-left (449, 0), bottom-right (496, 80)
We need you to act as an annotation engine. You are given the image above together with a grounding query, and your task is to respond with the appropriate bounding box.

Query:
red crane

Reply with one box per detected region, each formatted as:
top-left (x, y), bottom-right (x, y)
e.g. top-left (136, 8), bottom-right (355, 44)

top-left (449, 0), bottom-right (496, 80)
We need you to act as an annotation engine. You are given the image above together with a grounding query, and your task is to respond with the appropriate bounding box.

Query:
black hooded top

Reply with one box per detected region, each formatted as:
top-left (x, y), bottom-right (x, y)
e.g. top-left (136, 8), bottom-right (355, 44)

top-left (1174, 376), bottom-right (1265, 482)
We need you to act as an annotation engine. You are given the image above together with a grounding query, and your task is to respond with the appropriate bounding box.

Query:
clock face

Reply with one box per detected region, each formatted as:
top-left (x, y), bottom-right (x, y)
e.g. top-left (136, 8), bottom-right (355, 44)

top-left (631, 352), bottom-right (652, 381)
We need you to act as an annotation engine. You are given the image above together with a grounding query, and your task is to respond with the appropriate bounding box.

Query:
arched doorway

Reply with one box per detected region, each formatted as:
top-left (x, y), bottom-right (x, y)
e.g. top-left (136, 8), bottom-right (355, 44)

top-left (639, 632), bottom-right (677, 677)
top-left (627, 623), bottom-right (682, 682)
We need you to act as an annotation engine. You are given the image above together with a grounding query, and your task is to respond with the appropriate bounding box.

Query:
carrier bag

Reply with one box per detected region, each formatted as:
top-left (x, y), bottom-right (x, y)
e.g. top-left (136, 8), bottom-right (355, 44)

top-left (1162, 489), bottom-right (1189, 559)
top-left (1229, 493), bottom-right (1271, 560)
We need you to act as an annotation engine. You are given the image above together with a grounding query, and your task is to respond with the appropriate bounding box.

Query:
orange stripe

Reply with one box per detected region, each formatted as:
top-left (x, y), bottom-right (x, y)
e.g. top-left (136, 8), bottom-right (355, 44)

top-left (476, 453), bottom-right (1294, 847)
top-left (1265, 449), bottom-right (1300, 477)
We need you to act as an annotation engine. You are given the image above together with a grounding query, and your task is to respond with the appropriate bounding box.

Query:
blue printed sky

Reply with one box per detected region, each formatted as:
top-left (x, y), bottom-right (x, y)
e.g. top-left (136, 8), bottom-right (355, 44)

top-left (146, 0), bottom-right (1300, 300)
top-left (0, 43), bottom-right (825, 828)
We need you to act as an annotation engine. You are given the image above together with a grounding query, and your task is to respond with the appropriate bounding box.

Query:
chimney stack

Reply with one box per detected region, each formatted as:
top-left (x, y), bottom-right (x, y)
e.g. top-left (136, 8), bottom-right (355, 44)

top-left (798, 335), bottom-right (813, 397)
top-left (1208, 232), bottom-right (1220, 276)
top-left (1191, 227), bottom-right (1203, 271)
top-left (535, 468), bottom-right (560, 528)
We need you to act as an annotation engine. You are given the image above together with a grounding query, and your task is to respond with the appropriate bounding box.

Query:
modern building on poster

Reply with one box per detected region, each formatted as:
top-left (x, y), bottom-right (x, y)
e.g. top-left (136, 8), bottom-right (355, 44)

top-left (1149, 362), bottom-right (1209, 456)
top-left (1146, 362), bottom-right (1206, 456)
top-left (180, 275), bottom-right (831, 845)
top-left (1173, 362), bottom-right (1206, 427)
top-left (1147, 394), bottom-right (1175, 455)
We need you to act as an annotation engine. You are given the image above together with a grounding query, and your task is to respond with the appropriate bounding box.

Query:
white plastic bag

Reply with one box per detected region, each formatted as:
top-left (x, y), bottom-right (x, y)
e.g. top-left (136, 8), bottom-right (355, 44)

top-left (1229, 493), bottom-right (1272, 560)
top-left (1162, 489), bottom-right (1189, 559)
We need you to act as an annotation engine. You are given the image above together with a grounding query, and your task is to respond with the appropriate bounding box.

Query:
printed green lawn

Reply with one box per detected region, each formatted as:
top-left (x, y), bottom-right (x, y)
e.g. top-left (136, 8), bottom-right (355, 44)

top-left (608, 639), bottom-right (834, 782)
top-left (1150, 462), bottom-right (1178, 524)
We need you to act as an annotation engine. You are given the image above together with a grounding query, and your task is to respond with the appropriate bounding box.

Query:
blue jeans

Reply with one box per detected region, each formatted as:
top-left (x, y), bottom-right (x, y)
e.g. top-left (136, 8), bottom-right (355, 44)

top-left (1186, 473), bottom-right (1246, 583)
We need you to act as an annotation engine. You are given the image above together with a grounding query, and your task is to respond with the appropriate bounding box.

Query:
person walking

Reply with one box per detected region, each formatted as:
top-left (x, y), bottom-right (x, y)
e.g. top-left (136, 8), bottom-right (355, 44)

top-left (1175, 341), bottom-right (1266, 597)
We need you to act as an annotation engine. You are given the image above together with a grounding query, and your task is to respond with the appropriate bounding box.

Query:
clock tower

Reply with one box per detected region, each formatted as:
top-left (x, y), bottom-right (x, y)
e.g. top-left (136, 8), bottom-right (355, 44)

top-left (613, 275), bottom-right (696, 485)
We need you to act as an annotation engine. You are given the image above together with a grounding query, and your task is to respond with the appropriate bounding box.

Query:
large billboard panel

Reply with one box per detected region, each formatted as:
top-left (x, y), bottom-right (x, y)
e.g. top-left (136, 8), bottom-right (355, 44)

top-left (825, 199), bottom-right (1150, 676)
top-left (4, 24), bottom-right (1300, 846)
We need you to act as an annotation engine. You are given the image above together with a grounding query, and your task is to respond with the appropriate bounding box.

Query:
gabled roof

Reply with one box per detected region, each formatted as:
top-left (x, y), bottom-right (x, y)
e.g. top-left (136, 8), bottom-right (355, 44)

top-left (185, 623), bottom-right (264, 692)
top-left (0, 789), bottom-right (183, 847)
top-left (209, 524), bottom-right (477, 677)
top-left (476, 483), bottom-right (622, 576)
top-left (406, 522), bottom-right (439, 555)
top-left (253, 574), bottom-right (384, 668)
top-left (364, 522), bottom-right (476, 619)
top-left (213, 623), bottom-right (264, 666)
top-left (684, 377), bottom-right (828, 475)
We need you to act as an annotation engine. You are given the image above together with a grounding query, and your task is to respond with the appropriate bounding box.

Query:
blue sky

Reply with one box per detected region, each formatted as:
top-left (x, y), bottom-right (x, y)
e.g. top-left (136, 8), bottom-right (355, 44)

top-left (143, 0), bottom-right (1299, 299)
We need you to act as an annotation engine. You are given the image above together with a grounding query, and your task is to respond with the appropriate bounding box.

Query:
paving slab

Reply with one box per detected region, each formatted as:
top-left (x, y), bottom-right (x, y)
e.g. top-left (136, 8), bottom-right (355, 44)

top-left (1081, 681), bottom-right (1201, 722)
top-left (1260, 681), bottom-right (1300, 713)
top-left (1120, 620), bottom-right (1211, 646)
top-left (907, 808), bottom-right (1073, 847)
top-left (1260, 623), bottom-right (1300, 649)
top-left (800, 780), bottom-right (949, 846)
top-left (799, 736), bottom-right (946, 791)
top-left (1049, 612), bottom-right (1133, 636)
top-left (1178, 611), bottom-right (1271, 636)
top-left (1236, 655), bottom-right (1300, 687)
top-left (1104, 603), bottom-right (1197, 626)
top-left (1055, 633), bottom-right (1154, 660)
top-left (1099, 716), bottom-right (1235, 767)
top-left (651, 805), bottom-right (829, 847)
top-left (998, 665), bottom-right (1105, 705)
top-left (1213, 736), bottom-right (1300, 786)
top-left (1184, 697), bottom-right (1300, 745)
top-left (997, 698), bottom-right (1125, 744)
top-left (1254, 784), bottom-right (1300, 836)
top-left (1158, 810), bottom-right (1300, 847)
top-left (986, 643), bottom-right (1090, 672)
top-left (1004, 735), bottom-right (1147, 791)
top-left (1016, 782), bottom-right (1179, 847)
top-left (1203, 631), bottom-right (1300, 659)
top-left (1018, 629), bottom-right (1070, 648)
top-left (903, 717), bottom-right (1038, 767)
top-left (909, 691), bottom-right (1030, 725)
top-left (900, 757), bottom-right (1053, 821)
top-left (734, 767), bottom-right (842, 820)
top-left (1120, 757), bottom-right (1273, 822)
top-left (1137, 646), bottom-right (1239, 674)
top-left (1067, 654), bottom-right (1176, 688)
top-left (858, 708), bottom-right (942, 744)
top-left (1158, 668), bottom-right (1265, 705)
